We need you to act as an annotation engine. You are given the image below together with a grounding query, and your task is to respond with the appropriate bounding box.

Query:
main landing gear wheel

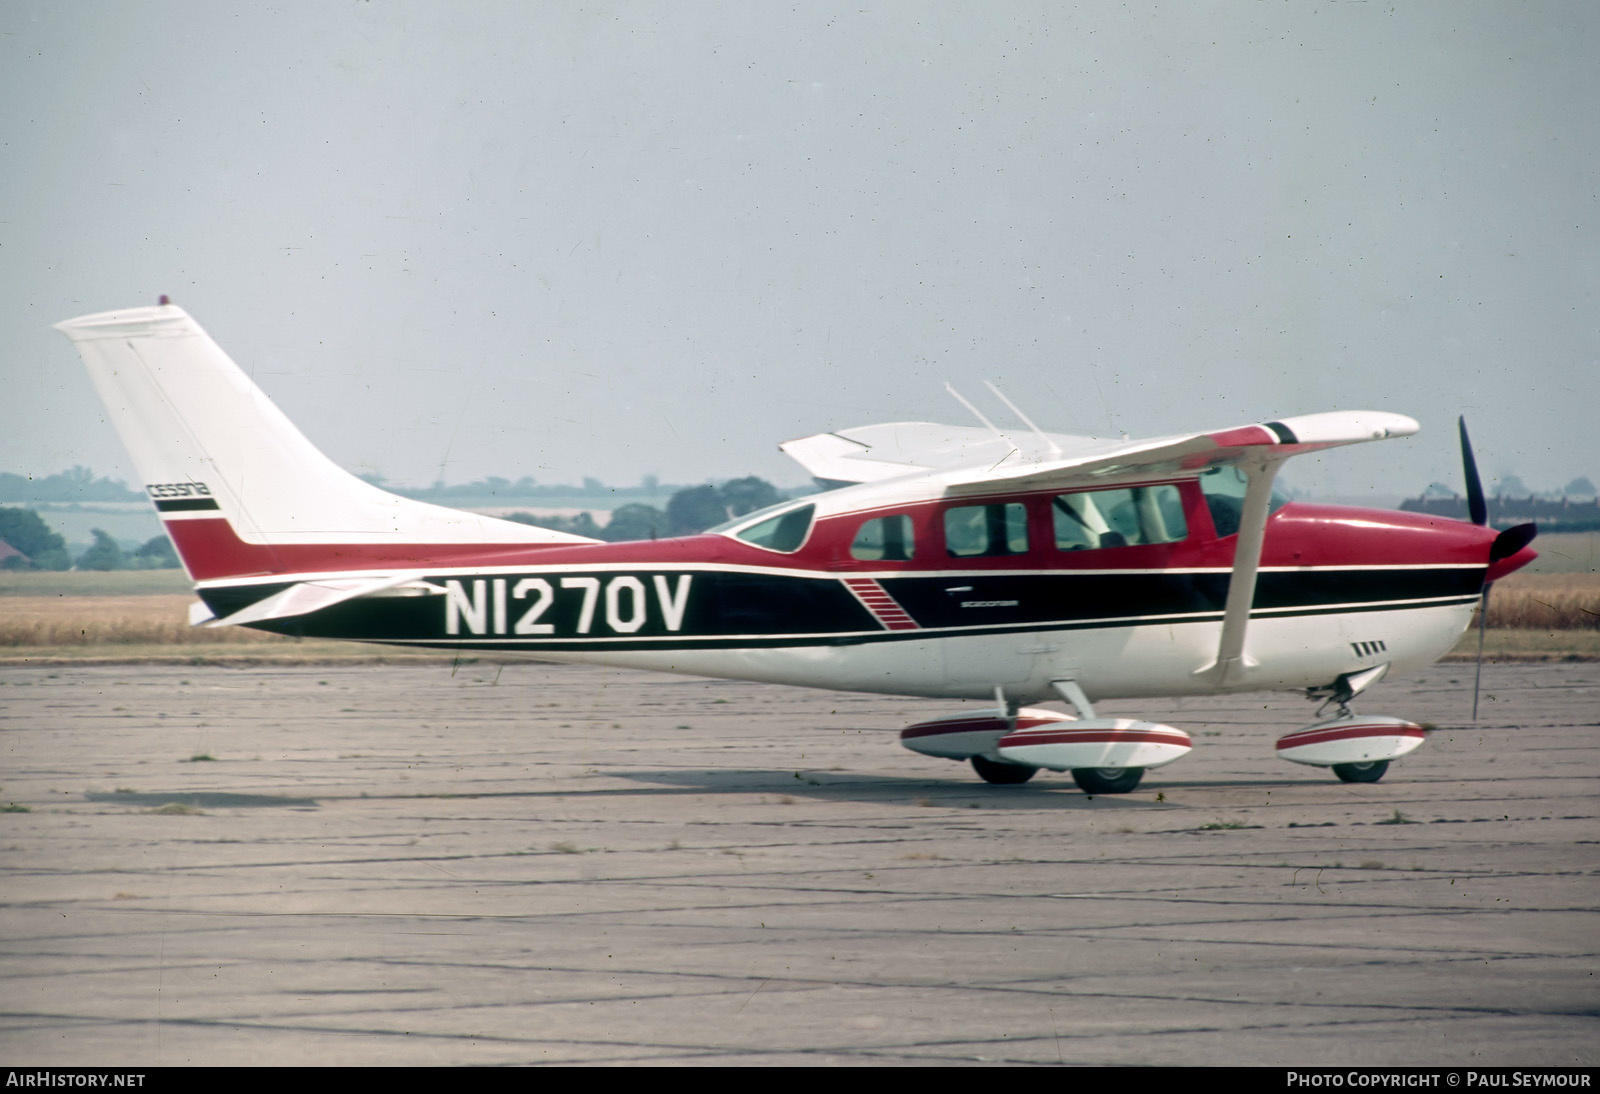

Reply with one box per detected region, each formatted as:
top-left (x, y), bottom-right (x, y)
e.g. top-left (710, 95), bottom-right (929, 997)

top-left (970, 755), bottom-right (1038, 785)
top-left (1332, 760), bottom-right (1390, 784)
top-left (1071, 767), bottom-right (1144, 795)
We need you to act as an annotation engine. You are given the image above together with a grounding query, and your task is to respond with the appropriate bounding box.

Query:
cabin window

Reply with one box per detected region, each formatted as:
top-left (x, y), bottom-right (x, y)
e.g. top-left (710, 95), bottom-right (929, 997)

top-left (1197, 466), bottom-right (1290, 538)
top-left (945, 502), bottom-right (1028, 558)
top-left (850, 514), bottom-right (916, 561)
top-left (730, 503), bottom-right (815, 553)
top-left (1053, 485), bottom-right (1187, 550)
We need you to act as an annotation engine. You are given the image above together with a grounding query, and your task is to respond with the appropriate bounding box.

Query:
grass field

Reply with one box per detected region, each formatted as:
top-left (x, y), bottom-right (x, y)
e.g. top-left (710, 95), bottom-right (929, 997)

top-left (0, 570), bottom-right (193, 597)
top-left (0, 594), bottom-right (458, 663)
top-left (1523, 531), bottom-right (1600, 574)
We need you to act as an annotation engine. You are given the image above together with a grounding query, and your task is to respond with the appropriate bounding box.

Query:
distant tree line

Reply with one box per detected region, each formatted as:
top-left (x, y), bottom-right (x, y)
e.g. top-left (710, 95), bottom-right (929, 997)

top-left (0, 467), bottom-right (142, 503)
top-left (1399, 492), bottom-right (1600, 532)
top-left (503, 476), bottom-right (787, 541)
top-left (0, 509), bottom-right (178, 571)
top-left (5, 467), bottom-right (680, 505)
top-left (1416, 475), bottom-right (1596, 502)
top-left (0, 474), bottom-right (792, 570)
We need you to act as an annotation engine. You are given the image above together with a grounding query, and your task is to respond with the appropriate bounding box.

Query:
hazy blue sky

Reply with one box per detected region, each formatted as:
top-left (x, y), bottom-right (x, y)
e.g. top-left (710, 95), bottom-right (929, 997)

top-left (3, 2), bottom-right (1596, 499)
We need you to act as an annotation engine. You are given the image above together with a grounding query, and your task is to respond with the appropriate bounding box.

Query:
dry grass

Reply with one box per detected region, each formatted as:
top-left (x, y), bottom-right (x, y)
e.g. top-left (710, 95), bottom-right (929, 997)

top-left (0, 596), bottom-right (279, 647)
top-left (0, 595), bottom-right (455, 663)
top-left (0, 570), bottom-right (193, 597)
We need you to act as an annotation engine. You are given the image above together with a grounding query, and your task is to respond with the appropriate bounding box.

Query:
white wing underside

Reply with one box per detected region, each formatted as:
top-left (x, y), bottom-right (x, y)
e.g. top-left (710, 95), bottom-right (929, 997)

top-left (780, 422), bottom-right (1116, 485)
top-left (782, 412), bottom-right (1418, 495)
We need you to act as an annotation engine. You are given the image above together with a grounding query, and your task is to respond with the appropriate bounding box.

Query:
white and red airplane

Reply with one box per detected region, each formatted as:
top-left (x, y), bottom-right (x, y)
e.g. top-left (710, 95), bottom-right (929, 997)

top-left (56, 303), bottom-right (1538, 793)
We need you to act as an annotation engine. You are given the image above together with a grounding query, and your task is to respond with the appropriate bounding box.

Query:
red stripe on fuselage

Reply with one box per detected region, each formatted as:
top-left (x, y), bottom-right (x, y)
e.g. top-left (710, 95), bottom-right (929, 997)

top-left (841, 577), bottom-right (920, 630)
top-left (163, 493), bottom-right (1521, 588)
top-left (164, 517), bottom-right (769, 582)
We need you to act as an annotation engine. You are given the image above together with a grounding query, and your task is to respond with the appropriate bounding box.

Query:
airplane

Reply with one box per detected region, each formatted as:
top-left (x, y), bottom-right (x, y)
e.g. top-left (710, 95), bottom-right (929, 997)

top-left (55, 301), bottom-right (1539, 793)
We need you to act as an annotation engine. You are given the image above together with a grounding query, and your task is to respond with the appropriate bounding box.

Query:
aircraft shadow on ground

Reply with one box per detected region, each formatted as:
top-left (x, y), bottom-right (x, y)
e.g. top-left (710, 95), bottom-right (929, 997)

top-left (84, 790), bottom-right (319, 809)
top-left (78, 775), bottom-right (1318, 812)
top-left (605, 768), bottom-right (1307, 808)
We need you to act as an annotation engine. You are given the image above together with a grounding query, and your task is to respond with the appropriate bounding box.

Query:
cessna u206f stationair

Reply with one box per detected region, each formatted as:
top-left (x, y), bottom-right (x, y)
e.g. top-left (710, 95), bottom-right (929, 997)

top-left (57, 303), bottom-right (1538, 793)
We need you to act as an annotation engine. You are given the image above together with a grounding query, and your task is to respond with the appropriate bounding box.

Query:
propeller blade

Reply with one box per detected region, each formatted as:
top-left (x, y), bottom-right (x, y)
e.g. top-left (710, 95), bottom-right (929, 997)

top-left (1490, 521), bottom-right (1538, 563)
top-left (1459, 417), bottom-right (1488, 526)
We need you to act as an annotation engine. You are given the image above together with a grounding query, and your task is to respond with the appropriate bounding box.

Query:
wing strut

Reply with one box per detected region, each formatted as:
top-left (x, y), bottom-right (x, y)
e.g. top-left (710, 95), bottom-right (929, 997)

top-left (1194, 456), bottom-right (1285, 688)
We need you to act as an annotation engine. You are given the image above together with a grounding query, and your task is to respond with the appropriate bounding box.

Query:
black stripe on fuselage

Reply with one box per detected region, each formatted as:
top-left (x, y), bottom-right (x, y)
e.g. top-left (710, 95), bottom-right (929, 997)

top-left (221, 565), bottom-right (1484, 651)
top-left (878, 567), bottom-right (1480, 628)
top-left (154, 497), bottom-right (221, 512)
top-left (355, 595), bottom-right (1485, 653)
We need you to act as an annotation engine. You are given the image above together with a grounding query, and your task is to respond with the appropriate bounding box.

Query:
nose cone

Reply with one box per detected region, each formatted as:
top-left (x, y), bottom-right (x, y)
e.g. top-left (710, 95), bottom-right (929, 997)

top-left (1485, 522), bottom-right (1539, 583)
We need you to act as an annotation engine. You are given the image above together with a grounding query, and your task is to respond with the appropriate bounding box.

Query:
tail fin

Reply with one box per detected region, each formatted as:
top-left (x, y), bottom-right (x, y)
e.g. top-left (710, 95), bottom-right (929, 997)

top-left (55, 304), bottom-right (595, 582)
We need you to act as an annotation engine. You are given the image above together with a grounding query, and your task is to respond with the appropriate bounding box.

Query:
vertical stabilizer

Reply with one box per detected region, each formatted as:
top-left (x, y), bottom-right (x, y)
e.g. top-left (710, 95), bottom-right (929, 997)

top-left (55, 304), bottom-right (594, 580)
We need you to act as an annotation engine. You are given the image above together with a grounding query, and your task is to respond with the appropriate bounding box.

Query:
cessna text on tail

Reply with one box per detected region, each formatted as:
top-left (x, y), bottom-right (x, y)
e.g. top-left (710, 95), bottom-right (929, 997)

top-left (56, 303), bottom-right (1537, 793)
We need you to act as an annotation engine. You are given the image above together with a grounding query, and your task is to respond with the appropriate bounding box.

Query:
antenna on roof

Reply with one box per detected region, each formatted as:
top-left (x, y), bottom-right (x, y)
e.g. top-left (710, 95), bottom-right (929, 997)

top-left (984, 381), bottom-right (1061, 458)
top-left (945, 382), bottom-right (1022, 467)
top-left (944, 382), bottom-right (1003, 437)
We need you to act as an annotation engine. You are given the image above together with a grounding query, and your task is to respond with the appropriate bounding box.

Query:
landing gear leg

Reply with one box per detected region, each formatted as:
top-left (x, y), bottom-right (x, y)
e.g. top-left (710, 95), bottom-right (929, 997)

top-left (1300, 666), bottom-right (1409, 783)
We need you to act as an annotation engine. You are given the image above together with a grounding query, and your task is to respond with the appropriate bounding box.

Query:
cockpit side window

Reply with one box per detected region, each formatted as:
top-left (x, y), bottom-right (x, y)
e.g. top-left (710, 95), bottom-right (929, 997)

top-left (850, 514), bottom-right (916, 561)
top-left (945, 502), bottom-right (1028, 558)
top-left (1053, 485), bottom-right (1188, 550)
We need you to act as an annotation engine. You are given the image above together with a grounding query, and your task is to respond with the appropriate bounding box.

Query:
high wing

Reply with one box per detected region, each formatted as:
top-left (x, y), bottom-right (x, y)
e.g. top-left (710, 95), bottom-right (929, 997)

top-left (785, 410), bottom-right (1420, 690)
top-left (782, 411), bottom-right (1418, 492)
top-left (940, 411), bottom-right (1418, 494)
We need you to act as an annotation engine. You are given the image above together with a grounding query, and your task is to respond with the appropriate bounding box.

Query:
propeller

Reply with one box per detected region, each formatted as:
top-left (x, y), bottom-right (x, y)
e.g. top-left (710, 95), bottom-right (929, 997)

top-left (1459, 417), bottom-right (1487, 527)
top-left (1460, 417), bottom-right (1537, 719)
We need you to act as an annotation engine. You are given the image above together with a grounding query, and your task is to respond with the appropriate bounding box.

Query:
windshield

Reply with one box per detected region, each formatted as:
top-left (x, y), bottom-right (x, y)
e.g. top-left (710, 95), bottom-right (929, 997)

top-left (1198, 466), bottom-right (1291, 538)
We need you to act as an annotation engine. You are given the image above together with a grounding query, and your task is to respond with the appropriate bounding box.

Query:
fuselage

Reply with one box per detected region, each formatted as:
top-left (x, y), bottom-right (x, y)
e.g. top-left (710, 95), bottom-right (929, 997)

top-left (167, 477), bottom-right (1524, 704)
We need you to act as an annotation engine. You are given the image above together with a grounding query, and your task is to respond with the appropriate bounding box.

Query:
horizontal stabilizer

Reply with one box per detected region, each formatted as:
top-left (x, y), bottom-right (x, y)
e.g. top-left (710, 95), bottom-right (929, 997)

top-left (208, 574), bottom-right (429, 627)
